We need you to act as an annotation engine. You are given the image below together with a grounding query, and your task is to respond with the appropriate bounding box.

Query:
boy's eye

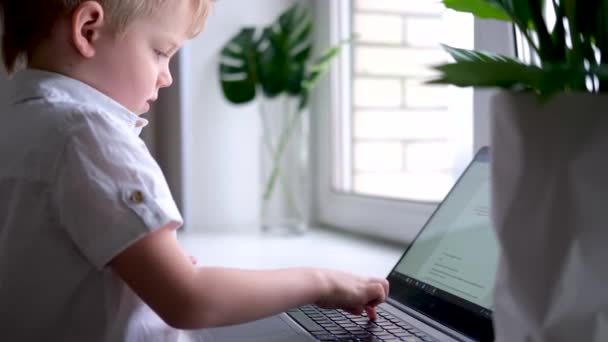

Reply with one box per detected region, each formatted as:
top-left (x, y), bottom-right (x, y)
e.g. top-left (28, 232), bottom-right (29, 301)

top-left (154, 49), bottom-right (169, 58)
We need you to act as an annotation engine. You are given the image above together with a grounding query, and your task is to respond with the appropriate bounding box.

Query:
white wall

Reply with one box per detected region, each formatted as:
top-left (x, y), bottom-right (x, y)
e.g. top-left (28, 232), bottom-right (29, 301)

top-left (182, 0), bottom-right (299, 231)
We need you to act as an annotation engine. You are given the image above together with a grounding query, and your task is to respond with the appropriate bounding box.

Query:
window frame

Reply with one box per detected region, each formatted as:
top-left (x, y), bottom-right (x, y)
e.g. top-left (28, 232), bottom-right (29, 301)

top-left (311, 0), bottom-right (515, 244)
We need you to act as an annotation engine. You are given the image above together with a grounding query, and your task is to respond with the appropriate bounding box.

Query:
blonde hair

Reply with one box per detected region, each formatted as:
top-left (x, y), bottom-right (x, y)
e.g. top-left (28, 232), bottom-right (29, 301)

top-left (0, 0), bottom-right (211, 75)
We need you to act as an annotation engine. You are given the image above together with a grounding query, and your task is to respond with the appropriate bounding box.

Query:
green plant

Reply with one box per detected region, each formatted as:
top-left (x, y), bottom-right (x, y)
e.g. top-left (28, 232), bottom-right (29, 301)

top-left (219, 4), bottom-right (342, 207)
top-left (431, 0), bottom-right (608, 95)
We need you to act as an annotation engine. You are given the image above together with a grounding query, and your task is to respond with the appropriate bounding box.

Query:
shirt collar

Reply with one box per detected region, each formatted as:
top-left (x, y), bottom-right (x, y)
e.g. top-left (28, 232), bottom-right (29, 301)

top-left (10, 68), bottom-right (149, 135)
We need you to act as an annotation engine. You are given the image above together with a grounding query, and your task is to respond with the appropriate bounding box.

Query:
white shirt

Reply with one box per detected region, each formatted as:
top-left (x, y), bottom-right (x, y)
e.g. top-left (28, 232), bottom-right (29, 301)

top-left (0, 69), bottom-right (183, 341)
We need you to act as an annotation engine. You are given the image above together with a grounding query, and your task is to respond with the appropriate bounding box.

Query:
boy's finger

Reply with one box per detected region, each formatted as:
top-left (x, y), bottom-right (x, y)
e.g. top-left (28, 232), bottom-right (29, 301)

top-left (370, 277), bottom-right (390, 296)
top-left (382, 279), bottom-right (390, 296)
top-left (189, 256), bottom-right (197, 265)
top-left (365, 305), bottom-right (378, 321)
top-left (346, 307), bottom-right (363, 316)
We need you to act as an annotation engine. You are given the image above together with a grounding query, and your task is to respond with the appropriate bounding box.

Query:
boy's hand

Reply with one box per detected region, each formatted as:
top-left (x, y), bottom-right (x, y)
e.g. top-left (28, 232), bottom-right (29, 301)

top-left (314, 270), bottom-right (389, 321)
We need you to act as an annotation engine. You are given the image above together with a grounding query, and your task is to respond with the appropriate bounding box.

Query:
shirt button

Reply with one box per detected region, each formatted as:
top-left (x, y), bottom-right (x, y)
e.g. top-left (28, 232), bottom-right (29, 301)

top-left (130, 191), bottom-right (144, 204)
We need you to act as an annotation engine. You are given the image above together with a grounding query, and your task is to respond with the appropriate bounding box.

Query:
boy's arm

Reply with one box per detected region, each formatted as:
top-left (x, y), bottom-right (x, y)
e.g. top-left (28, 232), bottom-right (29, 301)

top-left (109, 226), bottom-right (388, 329)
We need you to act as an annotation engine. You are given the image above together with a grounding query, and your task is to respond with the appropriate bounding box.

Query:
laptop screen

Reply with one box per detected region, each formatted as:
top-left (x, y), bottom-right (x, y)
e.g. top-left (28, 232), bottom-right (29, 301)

top-left (386, 147), bottom-right (497, 341)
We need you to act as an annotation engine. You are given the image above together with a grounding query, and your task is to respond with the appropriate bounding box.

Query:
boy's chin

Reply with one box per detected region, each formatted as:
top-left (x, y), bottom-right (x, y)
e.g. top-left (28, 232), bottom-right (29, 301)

top-left (137, 102), bottom-right (151, 115)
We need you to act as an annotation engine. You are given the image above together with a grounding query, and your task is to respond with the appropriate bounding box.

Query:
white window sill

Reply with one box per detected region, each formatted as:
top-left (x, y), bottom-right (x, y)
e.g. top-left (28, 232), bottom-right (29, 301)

top-left (178, 227), bottom-right (404, 278)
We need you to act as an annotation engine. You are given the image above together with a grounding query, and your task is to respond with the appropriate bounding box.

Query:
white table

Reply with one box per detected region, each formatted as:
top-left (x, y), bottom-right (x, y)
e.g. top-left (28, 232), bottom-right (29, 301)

top-left (178, 227), bottom-right (404, 278)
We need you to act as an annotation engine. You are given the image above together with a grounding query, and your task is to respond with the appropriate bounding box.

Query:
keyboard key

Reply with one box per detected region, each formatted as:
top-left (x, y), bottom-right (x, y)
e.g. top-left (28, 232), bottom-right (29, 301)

top-left (359, 337), bottom-right (382, 342)
top-left (371, 332), bottom-right (393, 338)
top-left (353, 318), bottom-right (370, 323)
top-left (334, 319), bottom-right (352, 324)
top-left (349, 330), bottom-right (367, 337)
top-left (334, 334), bottom-right (353, 339)
top-left (401, 337), bottom-right (423, 342)
top-left (320, 323), bottom-right (340, 330)
top-left (328, 328), bottom-right (347, 335)
top-left (287, 311), bottom-right (326, 333)
top-left (377, 321), bottom-right (395, 327)
top-left (365, 326), bottom-right (384, 334)
top-left (394, 320), bottom-right (411, 326)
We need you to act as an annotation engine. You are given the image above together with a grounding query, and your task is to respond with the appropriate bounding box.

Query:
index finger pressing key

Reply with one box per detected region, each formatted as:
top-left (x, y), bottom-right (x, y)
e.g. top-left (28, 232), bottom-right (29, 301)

top-left (365, 305), bottom-right (378, 321)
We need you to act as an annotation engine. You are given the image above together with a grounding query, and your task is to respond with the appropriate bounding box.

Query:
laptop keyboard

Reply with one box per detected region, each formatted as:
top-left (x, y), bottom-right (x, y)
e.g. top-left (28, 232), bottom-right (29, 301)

top-left (287, 304), bottom-right (438, 341)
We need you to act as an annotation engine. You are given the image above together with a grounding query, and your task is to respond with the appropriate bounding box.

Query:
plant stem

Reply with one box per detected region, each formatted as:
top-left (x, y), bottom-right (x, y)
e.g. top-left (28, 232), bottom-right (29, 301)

top-left (258, 95), bottom-right (302, 217)
top-left (262, 102), bottom-right (304, 205)
top-left (529, 2), bottom-right (554, 62)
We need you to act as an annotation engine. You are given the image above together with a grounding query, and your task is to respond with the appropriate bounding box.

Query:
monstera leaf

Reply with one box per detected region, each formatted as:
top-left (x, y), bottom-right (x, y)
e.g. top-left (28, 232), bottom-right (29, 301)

top-left (219, 4), bottom-right (314, 105)
top-left (219, 28), bottom-right (260, 104)
top-left (257, 4), bottom-right (313, 98)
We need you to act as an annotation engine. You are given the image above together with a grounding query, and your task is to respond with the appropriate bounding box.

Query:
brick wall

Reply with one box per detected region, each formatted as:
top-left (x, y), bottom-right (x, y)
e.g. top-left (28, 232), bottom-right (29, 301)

top-left (350, 0), bottom-right (464, 201)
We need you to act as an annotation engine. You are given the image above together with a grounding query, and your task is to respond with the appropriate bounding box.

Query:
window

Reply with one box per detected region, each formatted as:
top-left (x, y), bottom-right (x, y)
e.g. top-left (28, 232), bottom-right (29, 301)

top-left (346, 0), bottom-right (474, 202)
top-left (312, 0), bottom-right (514, 243)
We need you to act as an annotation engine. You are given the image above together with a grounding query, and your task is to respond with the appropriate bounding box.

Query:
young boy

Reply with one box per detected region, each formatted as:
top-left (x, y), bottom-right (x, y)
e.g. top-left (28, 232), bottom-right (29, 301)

top-left (0, 0), bottom-right (389, 341)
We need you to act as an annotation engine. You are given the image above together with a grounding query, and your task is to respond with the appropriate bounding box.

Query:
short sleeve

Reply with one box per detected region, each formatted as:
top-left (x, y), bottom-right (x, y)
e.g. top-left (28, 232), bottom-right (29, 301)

top-left (52, 113), bottom-right (183, 270)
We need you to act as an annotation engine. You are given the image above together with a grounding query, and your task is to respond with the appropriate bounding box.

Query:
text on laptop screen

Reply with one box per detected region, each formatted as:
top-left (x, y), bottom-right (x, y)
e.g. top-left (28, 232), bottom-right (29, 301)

top-left (394, 159), bottom-right (498, 310)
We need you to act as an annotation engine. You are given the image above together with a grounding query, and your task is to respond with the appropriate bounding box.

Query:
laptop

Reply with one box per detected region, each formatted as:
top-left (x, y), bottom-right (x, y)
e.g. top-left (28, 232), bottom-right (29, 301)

top-left (182, 147), bottom-right (497, 342)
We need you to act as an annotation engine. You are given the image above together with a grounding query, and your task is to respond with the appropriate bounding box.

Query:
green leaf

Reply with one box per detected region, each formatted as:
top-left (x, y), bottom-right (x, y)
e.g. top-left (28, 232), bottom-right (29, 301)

top-left (257, 26), bottom-right (289, 97)
top-left (299, 41), bottom-right (346, 110)
top-left (219, 28), bottom-right (260, 104)
top-left (603, 1), bottom-right (608, 64)
top-left (218, 3), bottom-right (346, 106)
top-left (441, 44), bottom-right (514, 63)
top-left (429, 59), bottom-right (543, 89)
top-left (299, 46), bottom-right (339, 110)
top-left (302, 45), bottom-right (340, 90)
top-left (502, 0), bottom-right (533, 27)
top-left (431, 56), bottom-right (594, 95)
top-left (442, 0), bottom-right (510, 20)
top-left (435, 1), bottom-right (608, 94)
top-left (550, 2), bottom-right (567, 61)
top-left (257, 4), bottom-right (313, 97)
top-left (589, 64), bottom-right (608, 80)
top-left (537, 63), bottom-right (589, 93)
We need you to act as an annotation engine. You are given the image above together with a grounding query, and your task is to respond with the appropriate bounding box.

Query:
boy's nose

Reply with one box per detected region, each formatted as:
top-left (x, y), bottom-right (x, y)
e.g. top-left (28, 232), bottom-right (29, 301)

top-left (159, 70), bottom-right (173, 88)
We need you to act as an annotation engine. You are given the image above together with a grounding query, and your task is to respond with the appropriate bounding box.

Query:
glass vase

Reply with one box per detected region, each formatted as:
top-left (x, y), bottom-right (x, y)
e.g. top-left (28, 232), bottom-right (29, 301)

top-left (259, 94), bottom-right (310, 235)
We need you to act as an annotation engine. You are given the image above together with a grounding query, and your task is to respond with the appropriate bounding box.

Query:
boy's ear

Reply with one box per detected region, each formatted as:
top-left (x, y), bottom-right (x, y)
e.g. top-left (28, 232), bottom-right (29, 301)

top-left (71, 1), bottom-right (106, 58)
